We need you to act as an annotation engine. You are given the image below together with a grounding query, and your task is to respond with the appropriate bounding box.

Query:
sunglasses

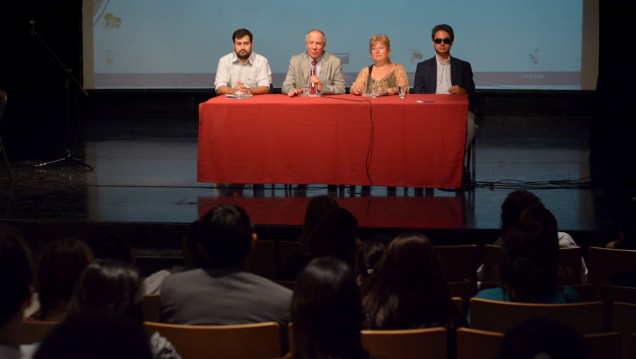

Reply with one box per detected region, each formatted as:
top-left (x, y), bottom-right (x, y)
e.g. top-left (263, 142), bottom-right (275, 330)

top-left (433, 38), bottom-right (452, 45)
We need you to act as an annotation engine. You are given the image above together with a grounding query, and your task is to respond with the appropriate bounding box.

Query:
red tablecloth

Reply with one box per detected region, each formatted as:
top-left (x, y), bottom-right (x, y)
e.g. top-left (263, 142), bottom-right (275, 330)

top-left (198, 94), bottom-right (468, 188)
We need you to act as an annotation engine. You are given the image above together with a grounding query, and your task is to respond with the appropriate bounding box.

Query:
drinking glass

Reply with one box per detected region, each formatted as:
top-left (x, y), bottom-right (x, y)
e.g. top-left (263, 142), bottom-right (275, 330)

top-left (399, 86), bottom-right (408, 98)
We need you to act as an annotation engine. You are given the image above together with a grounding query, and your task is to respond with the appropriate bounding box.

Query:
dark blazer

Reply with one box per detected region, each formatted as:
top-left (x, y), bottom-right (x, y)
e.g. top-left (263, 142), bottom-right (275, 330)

top-left (413, 56), bottom-right (478, 113)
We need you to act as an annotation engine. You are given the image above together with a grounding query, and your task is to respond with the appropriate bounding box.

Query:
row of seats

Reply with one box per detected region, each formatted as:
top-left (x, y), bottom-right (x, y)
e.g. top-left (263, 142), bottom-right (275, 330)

top-left (248, 241), bottom-right (636, 289)
top-left (22, 301), bottom-right (636, 359)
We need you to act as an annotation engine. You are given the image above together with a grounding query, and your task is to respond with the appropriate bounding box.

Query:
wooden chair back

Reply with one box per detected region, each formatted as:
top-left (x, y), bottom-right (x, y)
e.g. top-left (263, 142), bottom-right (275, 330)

top-left (144, 321), bottom-right (281, 359)
top-left (600, 285), bottom-right (636, 330)
top-left (586, 332), bottom-right (622, 359)
top-left (447, 280), bottom-right (478, 314)
top-left (278, 240), bottom-right (308, 278)
top-left (469, 298), bottom-right (605, 335)
top-left (570, 283), bottom-right (597, 302)
top-left (456, 327), bottom-right (504, 359)
top-left (612, 302), bottom-right (636, 359)
top-left (21, 320), bottom-right (59, 345)
top-left (588, 247), bottom-right (636, 291)
top-left (433, 244), bottom-right (479, 282)
top-left (142, 294), bottom-right (161, 322)
top-left (481, 244), bottom-right (504, 286)
top-left (248, 240), bottom-right (277, 279)
top-left (360, 327), bottom-right (447, 359)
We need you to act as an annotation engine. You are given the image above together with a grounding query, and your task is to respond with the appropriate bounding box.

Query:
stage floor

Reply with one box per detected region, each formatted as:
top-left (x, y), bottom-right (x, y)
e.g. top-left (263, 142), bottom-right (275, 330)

top-left (0, 111), bottom-right (627, 252)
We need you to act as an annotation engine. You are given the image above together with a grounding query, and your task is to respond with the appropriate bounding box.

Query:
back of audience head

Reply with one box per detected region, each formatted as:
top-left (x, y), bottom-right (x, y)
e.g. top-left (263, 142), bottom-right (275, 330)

top-left (87, 233), bottom-right (135, 264)
top-left (519, 205), bottom-right (560, 242)
top-left (34, 313), bottom-right (153, 359)
top-left (498, 316), bottom-right (586, 359)
top-left (0, 227), bottom-right (33, 345)
top-left (35, 237), bottom-right (94, 321)
top-left (355, 234), bottom-right (392, 298)
top-left (301, 195), bottom-right (339, 242)
top-left (196, 203), bottom-right (255, 269)
top-left (68, 259), bottom-right (144, 323)
top-left (501, 220), bottom-right (559, 302)
top-left (364, 230), bottom-right (462, 329)
top-left (500, 189), bottom-right (544, 236)
top-left (291, 256), bottom-right (368, 359)
top-left (306, 207), bottom-right (359, 268)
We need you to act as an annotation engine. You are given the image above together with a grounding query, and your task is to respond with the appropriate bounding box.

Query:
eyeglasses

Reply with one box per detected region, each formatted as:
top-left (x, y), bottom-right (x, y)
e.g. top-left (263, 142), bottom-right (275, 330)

top-left (433, 38), bottom-right (452, 45)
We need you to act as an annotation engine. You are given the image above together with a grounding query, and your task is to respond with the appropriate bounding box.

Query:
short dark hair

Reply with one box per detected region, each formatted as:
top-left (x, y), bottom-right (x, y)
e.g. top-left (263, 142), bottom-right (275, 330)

top-left (197, 203), bottom-right (254, 268)
top-left (431, 24), bottom-right (455, 41)
top-left (0, 228), bottom-right (33, 326)
top-left (232, 28), bottom-right (253, 42)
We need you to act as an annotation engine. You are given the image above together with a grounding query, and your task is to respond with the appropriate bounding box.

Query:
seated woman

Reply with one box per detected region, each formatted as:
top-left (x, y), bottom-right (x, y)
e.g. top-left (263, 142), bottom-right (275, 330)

top-left (474, 220), bottom-right (580, 303)
top-left (350, 34), bottom-right (409, 96)
top-left (31, 238), bottom-right (94, 322)
top-left (68, 259), bottom-right (181, 359)
top-left (284, 256), bottom-right (376, 359)
top-left (362, 231), bottom-right (464, 330)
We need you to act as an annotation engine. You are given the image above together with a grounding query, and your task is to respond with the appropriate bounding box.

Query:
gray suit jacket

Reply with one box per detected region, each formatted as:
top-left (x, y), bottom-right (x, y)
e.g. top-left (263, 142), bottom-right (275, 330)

top-left (159, 268), bottom-right (292, 326)
top-left (282, 51), bottom-right (346, 95)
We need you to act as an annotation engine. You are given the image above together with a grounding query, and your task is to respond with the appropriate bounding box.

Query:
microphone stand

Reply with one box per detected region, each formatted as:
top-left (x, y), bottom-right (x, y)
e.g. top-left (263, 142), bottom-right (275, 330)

top-left (30, 20), bottom-right (93, 171)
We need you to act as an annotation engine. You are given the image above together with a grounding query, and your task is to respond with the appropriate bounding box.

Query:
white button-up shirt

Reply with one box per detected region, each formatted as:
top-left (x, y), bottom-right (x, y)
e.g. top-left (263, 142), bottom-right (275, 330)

top-left (214, 52), bottom-right (272, 90)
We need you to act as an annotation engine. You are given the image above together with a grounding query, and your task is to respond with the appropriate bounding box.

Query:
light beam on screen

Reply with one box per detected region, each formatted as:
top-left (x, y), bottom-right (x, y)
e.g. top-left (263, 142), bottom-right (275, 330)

top-left (82, 0), bottom-right (596, 91)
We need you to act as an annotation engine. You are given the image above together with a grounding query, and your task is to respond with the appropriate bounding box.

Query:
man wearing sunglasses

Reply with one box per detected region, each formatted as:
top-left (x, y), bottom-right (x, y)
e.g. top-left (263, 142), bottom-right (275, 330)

top-left (413, 24), bottom-right (477, 166)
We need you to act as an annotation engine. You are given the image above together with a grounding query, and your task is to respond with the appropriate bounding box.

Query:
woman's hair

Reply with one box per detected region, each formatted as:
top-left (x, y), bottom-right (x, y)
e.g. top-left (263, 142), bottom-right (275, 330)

top-left (355, 234), bottom-right (392, 298)
top-left (363, 231), bottom-right (463, 330)
top-left (68, 259), bottom-right (145, 322)
top-left (301, 195), bottom-right (339, 241)
top-left (369, 34), bottom-right (391, 51)
top-left (500, 189), bottom-right (544, 236)
top-left (306, 207), bottom-right (358, 268)
top-left (36, 238), bottom-right (94, 318)
top-left (291, 256), bottom-right (369, 359)
top-left (500, 220), bottom-right (560, 302)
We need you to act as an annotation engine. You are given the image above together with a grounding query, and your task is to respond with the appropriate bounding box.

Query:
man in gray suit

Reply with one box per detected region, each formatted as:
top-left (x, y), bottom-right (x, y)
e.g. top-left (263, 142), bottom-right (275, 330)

top-left (159, 204), bottom-right (291, 326)
top-left (282, 29), bottom-right (346, 96)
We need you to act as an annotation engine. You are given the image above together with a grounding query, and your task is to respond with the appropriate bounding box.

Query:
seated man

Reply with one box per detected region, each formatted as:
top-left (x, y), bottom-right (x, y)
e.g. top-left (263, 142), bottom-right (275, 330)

top-left (282, 29), bottom-right (346, 96)
top-left (214, 28), bottom-right (272, 96)
top-left (159, 204), bottom-right (291, 326)
top-left (413, 24), bottom-right (477, 158)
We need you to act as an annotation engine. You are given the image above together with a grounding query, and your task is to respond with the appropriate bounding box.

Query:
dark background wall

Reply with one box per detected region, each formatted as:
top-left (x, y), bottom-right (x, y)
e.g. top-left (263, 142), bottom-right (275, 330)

top-left (0, 2), bottom-right (633, 199)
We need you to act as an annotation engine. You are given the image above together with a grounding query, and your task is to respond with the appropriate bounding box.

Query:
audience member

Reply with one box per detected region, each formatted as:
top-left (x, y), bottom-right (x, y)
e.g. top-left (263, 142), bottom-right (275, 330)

top-left (0, 227), bottom-right (35, 358)
top-left (282, 29), bottom-right (346, 96)
top-left (87, 233), bottom-right (171, 294)
top-left (300, 194), bottom-right (339, 243)
top-left (282, 207), bottom-right (359, 280)
top-left (413, 23), bottom-right (477, 152)
top-left (33, 313), bottom-right (154, 359)
top-left (350, 34), bottom-right (409, 96)
top-left (354, 234), bottom-right (392, 298)
top-left (519, 205), bottom-right (588, 284)
top-left (31, 238), bottom-right (94, 322)
top-left (284, 257), bottom-right (375, 359)
top-left (68, 259), bottom-right (181, 359)
top-left (478, 189), bottom-right (584, 282)
top-left (362, 231), bottom-right (464, 330)
top-left (159, 203), bottom-right (291, 326)
top-left (498, 317), bottom-right (586, 359)
top-left (474, 220), bottom-right (580, 304)
top-left (214, 28), bottom-right (271, 96)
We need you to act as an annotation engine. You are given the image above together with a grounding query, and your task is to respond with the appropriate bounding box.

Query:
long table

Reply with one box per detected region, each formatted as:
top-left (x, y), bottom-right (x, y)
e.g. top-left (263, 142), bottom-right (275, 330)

top-left (198, 94), bottom-right (468, 188)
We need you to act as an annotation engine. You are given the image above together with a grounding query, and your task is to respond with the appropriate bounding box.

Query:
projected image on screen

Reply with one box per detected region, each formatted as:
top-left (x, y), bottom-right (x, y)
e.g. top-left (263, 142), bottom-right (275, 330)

top-left (84, 0), bottom-right (589, 90)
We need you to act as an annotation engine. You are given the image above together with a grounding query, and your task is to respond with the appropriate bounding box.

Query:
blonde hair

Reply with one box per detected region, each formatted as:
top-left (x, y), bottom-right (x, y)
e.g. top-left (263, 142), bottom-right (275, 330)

top-left (369, 34), bottom-right (391, 52)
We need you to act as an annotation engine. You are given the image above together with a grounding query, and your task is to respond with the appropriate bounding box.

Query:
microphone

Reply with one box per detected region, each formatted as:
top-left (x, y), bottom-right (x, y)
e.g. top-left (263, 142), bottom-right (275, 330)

top-left (29, 19), bottom-right (35, 36)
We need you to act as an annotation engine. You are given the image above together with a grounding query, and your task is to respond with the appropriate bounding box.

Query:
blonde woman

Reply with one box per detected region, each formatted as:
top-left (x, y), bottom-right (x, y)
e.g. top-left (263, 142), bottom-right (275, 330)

top-left (350, 34), bottom-right (409, 96)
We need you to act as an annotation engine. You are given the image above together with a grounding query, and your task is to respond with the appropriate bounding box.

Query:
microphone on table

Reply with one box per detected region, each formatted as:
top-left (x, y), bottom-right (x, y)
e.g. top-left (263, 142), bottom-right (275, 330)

top-left (29, 19), bottom-right (35, 36)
